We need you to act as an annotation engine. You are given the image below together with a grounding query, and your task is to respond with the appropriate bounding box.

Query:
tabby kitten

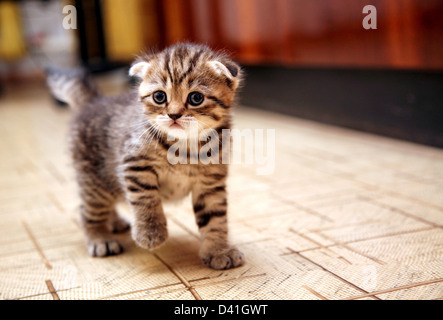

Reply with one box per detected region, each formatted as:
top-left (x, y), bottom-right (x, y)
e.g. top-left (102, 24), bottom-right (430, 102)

top-left (46, 43), bottom-right (244, 270)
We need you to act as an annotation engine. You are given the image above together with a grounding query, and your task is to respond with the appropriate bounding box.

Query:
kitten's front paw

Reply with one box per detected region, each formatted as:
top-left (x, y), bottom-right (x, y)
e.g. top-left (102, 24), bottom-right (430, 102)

top-left (87, 238), bottom-right (124, 257)
top-left (200, 246), bottom-right (245, 270)
top-left (132, 222), bottom-right (168, 250)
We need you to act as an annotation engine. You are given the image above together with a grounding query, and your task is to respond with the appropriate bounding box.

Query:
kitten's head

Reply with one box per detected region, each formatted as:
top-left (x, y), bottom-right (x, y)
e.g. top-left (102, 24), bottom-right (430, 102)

top-left (129, 43), bottom-right (242, 139)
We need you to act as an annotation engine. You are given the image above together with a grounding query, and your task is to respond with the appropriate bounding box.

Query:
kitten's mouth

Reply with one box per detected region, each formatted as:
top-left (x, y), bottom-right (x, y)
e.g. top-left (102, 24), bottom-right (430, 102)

top-left (169, 122), bottom-right (184, 129)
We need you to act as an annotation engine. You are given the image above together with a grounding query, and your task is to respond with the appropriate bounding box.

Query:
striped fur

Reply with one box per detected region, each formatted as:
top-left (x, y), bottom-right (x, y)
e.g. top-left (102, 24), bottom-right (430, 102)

top-left (46, 43), bottom-right (244, 269)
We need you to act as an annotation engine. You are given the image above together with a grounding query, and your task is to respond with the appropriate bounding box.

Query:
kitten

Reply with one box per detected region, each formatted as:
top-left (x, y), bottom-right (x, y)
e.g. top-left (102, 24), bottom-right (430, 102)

top-left (46, 43), bottom-right (245, 270)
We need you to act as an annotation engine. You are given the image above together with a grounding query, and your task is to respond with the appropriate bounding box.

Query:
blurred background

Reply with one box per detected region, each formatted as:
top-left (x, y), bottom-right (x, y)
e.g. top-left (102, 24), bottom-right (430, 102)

top-left (1, 0), bottom-right (442, 147)
top-left (2, 1), bottom-right (443, 301)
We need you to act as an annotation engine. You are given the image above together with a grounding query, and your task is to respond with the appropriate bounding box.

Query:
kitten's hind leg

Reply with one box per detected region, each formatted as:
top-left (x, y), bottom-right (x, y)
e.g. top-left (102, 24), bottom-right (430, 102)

top-left (80, 206), bottom-right (124, 257)
top-left (79, 185), bottom-right (125, 257)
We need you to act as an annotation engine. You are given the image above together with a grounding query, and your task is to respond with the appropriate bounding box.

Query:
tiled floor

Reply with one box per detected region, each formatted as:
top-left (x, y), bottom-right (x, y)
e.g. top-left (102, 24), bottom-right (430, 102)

top-left (0, 82), bottom-right (442, 300)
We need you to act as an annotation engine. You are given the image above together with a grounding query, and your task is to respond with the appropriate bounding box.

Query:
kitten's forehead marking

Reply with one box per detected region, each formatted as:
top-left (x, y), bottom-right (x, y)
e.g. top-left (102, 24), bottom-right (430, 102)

top-left (163, 46), bottom-right (205, 86)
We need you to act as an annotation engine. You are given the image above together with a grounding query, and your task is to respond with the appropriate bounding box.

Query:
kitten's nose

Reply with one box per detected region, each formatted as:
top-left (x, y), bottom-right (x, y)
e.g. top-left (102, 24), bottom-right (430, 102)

top-left (168, 114), bottom-right (182, 121)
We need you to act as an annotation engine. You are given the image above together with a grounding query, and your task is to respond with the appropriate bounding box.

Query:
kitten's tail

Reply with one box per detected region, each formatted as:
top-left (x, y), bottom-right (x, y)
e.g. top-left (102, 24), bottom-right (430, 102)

top-left (45, 66), bottom-right (100, 112)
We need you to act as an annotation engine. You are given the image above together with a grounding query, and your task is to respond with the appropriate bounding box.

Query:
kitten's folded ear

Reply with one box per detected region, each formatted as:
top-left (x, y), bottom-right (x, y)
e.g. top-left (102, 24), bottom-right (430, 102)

top-left (208, 58), bottom-right (242, 89)
top-left (129, 61), bottom-right (151, 79)
top-left (208, 60), bottom-right (240, 78)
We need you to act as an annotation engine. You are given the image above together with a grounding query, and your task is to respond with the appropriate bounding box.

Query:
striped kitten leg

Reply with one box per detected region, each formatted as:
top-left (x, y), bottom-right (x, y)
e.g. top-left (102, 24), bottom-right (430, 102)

top-left (192, 179), bottom-right (245, 269)
top-left (78, 183), bottom-right (124, 257)
top-left (123, 161), bottom-right (168, 250)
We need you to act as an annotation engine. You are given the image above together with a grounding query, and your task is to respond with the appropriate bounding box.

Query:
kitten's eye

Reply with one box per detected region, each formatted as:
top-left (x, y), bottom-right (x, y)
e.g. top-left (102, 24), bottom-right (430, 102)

top-left (187, 92), bottom-right (204, 106)
top-left (153, 91), bottom-right (167, 104)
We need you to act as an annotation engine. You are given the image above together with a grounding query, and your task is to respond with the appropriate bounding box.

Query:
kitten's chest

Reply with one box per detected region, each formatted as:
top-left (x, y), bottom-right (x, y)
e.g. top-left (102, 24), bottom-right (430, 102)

top-left (157, 166), bottom-right (195, 202)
